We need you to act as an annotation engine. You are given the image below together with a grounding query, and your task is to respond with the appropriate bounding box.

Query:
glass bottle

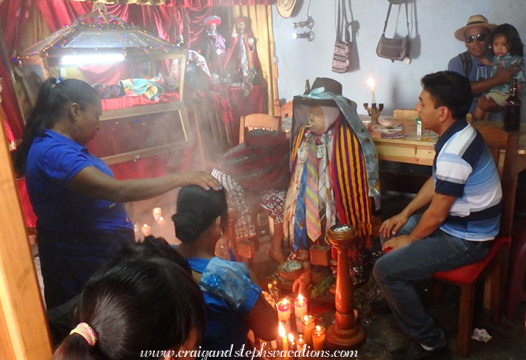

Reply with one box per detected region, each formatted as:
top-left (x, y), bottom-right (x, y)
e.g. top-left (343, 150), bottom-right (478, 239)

top-left (304, 79), bottom-right (311, 95)
top-left (504, 79), bottom-right (521, 131)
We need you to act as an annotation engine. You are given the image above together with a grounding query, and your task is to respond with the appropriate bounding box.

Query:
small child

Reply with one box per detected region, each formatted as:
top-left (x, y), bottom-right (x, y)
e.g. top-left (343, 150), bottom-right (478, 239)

top-left (473, 23), bottom-right (525, 121)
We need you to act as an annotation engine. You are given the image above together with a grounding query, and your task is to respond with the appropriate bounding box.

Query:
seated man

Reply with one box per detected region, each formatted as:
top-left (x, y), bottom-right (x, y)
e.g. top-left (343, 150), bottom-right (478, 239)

top-left (283, 78), bottom-right (380, 289)
top-left (374, 71), bottom-right (501, 359)
top-left (448, 14), bottom-right (520, 119)
top-left (212, 129), bottom-right (290, 263)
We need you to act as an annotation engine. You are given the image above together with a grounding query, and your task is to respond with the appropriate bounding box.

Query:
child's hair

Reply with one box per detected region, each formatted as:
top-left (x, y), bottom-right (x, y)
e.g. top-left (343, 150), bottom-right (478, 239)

top-left (47, 236), bottom-right (192, 347)
top-left (171, 185), bottom-right (228, 243)
top-left (14, 77), bottom-right (99, 174)
top-left (491, 23), bottom-right (524, 57)
top-left (114, 235), bottom-right (191, 273)
top-left (51, 258), bottom-right (205, 360)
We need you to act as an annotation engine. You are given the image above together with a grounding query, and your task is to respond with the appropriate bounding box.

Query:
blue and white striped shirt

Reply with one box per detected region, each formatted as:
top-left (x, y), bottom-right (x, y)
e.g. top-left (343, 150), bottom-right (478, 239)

top-left (433, 119), bottom-right (502, 241)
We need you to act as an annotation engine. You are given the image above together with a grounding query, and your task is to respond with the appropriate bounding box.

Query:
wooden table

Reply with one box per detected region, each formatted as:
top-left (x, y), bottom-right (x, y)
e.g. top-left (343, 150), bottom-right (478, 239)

top-left (369, 117), bottom-right (526, 169)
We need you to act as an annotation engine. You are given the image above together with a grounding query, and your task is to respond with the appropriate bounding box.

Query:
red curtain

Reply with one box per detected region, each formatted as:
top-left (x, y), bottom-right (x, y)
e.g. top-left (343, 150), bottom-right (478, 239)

top-left (36, 0), bottom-right (93, 33)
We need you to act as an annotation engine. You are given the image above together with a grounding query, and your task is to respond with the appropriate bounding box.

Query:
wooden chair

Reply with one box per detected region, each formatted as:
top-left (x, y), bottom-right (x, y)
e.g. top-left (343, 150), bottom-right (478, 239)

top-left (227, 113), bottom-right (283, 263)
top-left (432, 125), bottom-right (518, 357)
top-left (239, 113), bottom-right (281, 144)
top-left (280, 101), bottom-right (294, 119)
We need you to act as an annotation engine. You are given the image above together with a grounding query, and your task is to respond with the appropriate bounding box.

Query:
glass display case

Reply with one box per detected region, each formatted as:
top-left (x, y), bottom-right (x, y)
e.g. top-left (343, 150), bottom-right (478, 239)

top-left (14, 9), bottom-right (192, 166)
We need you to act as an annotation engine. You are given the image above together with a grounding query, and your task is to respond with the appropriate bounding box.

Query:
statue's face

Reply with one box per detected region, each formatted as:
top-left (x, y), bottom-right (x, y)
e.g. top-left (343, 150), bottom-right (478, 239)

top-left (236, 22), bottom-right (246, 34)
top-left (307, 106), bottom-right (326, 135)
top-left (209, 23), bottom-right (216, 32)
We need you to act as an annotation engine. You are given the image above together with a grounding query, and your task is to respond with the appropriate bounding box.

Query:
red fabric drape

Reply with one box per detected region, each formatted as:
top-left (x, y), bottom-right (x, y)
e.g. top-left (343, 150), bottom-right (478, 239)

top-left (36, 0), bottom-right (92, 33)
top-left (0, 0), bottom-right (35, 53)
top-left (172, 0), bottom-right (272, 5)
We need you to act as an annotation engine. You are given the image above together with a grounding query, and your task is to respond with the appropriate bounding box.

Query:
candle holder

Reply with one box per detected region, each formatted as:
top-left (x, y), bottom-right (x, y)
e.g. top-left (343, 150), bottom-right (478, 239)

top-left (363, 103), bottom-right (384, 125)
top-left (325, 225), bottom-right (366, 349)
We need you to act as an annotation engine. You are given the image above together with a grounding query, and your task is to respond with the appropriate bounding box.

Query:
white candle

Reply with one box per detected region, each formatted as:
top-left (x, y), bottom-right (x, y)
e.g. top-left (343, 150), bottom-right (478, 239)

top-left (157, 216), bottom-right (165, 225)
top-left (277, 298), bottom-right (292, 322)
top-left (279, 322), bottom-right (289, 359)
top-left (141, 224), bottom-right (151, 237)
top-left (294, 294), bottom-right (308, 333)
top-left (367, 77), bottom-right (376, 104)
top-left (288, 333), bottom-right (295, 353)
top-left (152, 207), bottom-right (162, 222)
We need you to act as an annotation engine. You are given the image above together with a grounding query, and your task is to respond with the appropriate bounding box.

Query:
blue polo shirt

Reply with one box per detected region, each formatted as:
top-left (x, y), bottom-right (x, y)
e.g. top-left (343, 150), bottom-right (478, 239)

top-left (433, 120), bottom-right (502, 241)
top-left (26, 130), bottom-right (132, 233)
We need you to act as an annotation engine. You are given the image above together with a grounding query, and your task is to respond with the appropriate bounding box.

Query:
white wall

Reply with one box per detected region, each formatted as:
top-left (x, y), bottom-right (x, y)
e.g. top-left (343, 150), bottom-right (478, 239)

top-left (272, 0), bottom-right (526, 116)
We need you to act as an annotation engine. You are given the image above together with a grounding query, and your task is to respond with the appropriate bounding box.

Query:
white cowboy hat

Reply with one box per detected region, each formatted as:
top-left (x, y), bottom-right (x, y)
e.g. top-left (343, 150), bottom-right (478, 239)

top-left (454, 14), bottom-right (497, 42)
top-left (277, 0), bottom-right (297, 19)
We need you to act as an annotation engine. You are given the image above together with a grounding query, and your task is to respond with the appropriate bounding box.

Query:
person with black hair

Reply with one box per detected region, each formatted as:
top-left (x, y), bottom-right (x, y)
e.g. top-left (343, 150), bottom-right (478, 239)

top-left (46, 235), bottom-right (192, 346)
top-left (374, 71), bottom-right (502, 359)
top-left (52, 257), bottom-right (205, 360)
top-left (473, 23), bottom-right (525, 121)
top-left (15, 77), bottom-right (220, 309)
top-left (172, 185), bottom-right (278, 355)
top-left (448, 14), bottom-right (521, 118)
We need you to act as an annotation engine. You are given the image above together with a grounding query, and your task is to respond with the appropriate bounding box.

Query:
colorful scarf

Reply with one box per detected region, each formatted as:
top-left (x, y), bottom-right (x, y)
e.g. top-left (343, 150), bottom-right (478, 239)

top-left (284, 117), bottom-right (372, 250)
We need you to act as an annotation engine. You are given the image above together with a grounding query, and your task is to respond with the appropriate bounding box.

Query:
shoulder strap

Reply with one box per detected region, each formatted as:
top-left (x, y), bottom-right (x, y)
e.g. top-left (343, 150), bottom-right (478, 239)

top-left (381, 2), bottom-right (393, 34)
top-left (383, 1), bottom-right (410, 36)
top-left (460, 51), bottom-right (472, 76)
top-left (336, 0), bottom-right (342, 41)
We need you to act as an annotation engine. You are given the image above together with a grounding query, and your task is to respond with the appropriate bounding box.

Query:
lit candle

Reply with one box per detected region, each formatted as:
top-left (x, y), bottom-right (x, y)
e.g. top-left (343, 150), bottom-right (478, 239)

top-left (312, 325), bottom-right (326, 351)
top-left (157, 216), bottom-right (165, 225)
top-left (297, 334), bottom-right (306, 352)
top-left (288, 333), bottom-right (295, 352)
top-left (152, 207), bottom-right (162, 222)
top-left (367, 76), bottom-right (376, 104)
top-left (277, 298), bottom-right (292, 322)
top-left (294, 294), bottom-right (308, 333)
top-left (141, 224), bottom-right (151, 237)
top-left (279, 322), bottom-right (288, 360)
top-left (301, 315), bottom-right (315, 345)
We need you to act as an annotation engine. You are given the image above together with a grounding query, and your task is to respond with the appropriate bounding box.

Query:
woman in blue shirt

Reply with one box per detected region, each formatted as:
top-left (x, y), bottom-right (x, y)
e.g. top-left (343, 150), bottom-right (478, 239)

top-left (173, 185), bottom-right (278, 355)
top-left (15, 78), bottom-right (220, 308)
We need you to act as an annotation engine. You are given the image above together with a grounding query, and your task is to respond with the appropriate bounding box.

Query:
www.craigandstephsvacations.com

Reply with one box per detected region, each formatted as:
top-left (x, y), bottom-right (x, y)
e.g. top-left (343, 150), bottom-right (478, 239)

top-left (140, 344), bottom-right (359, 359)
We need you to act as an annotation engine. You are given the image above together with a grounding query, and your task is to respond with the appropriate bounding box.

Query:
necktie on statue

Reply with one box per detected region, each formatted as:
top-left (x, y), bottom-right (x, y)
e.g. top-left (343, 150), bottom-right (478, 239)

top-left (305, 138), bottom-right (322, 241)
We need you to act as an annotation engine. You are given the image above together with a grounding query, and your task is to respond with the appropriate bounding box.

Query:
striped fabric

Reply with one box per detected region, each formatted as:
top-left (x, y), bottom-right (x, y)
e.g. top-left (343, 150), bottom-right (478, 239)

top-left (305, 140), bottom-right (322, 240)
top-left (331, 119), bottom-right (372, 242)
top-left (284, 117), bottom-right (372, 250)
top-left (434, 119), bottom-right (502, 241)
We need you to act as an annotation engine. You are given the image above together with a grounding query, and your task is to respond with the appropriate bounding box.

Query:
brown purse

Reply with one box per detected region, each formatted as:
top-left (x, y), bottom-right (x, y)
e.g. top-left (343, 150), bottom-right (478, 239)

top-left (376, 0), bottom-right (410, 62)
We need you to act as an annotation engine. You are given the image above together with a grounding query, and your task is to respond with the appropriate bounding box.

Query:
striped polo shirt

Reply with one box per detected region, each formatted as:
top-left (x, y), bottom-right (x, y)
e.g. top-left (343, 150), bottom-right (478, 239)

top-left (433, 119), bottom-right (502, 241)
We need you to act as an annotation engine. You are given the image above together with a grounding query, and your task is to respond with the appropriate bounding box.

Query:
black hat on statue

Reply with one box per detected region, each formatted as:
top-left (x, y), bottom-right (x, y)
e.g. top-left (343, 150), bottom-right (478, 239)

top-left (293, 77), bottom-right (345, 108)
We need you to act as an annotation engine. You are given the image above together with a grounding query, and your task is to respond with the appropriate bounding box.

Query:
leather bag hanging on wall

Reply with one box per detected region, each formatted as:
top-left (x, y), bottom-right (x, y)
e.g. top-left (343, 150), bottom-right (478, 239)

top-left (376, 0), bottom-right (410, 62)
top-left (332, 0), bottom-right (352, 73)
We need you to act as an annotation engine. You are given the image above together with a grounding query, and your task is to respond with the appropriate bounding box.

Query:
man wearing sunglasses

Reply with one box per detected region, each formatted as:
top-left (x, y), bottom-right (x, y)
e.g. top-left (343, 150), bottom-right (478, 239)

top-left (448, 14), bottom-right (521, 118)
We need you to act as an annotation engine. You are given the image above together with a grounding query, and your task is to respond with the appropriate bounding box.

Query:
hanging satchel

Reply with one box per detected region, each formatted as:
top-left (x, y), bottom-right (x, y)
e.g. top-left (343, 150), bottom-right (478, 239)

top-left (332, 0), bottom-right (352, 73)
top-left (376, 0), bottom-right (410, 62)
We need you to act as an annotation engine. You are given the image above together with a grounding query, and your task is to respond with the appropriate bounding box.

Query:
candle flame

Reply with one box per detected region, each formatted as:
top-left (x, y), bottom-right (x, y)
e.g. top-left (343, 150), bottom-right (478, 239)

top-left (297, 293), bottom-right (304, 302)
top-left (315, 325), bottom-right (321, 331)
top-left (288, 333), bottom-right (294, 342)
top-left (303, 315), bottom-right (309, 322)
top-left (279, 322), bottom-right (286, 338)
top-left (367, 77), bottom-right (375, 90)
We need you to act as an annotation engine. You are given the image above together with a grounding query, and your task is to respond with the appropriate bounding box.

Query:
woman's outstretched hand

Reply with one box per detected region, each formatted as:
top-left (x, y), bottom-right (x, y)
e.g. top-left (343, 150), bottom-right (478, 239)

top-left (178, 171), bottom-right (222, 190)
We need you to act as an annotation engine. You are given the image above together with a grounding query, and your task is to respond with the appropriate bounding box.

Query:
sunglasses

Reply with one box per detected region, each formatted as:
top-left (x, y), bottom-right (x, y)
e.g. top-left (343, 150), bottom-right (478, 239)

top-left (464, 33), bottom-right (487, 43)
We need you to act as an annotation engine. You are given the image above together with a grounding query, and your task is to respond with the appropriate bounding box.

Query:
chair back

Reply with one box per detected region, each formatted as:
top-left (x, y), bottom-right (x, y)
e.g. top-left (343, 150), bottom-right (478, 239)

top-left (239, 113), bottom-right (281, 144)
top-left (280, 101), bottom-right (294, 119)
top-left (474, 125), bottom-right (519, 237)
